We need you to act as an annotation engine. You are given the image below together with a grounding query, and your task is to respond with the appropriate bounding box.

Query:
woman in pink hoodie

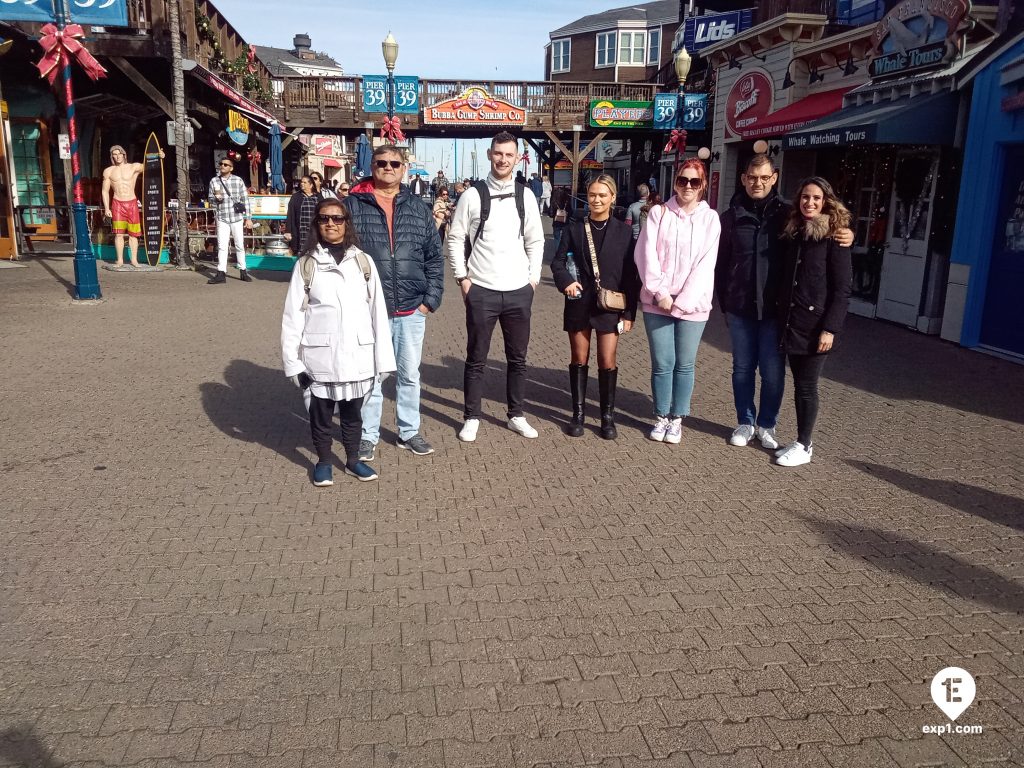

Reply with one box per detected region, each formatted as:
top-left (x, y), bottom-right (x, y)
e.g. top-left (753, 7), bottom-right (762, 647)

top-left (634, 158), bottom-right (721, 444)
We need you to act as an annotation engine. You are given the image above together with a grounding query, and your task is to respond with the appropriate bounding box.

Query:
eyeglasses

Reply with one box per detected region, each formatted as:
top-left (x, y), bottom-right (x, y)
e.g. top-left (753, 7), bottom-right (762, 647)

top-left (219, 162), bottom-right (232, 167)
top-left (675, 176), bottom-right (702, 189)
top-left (374, 160), bottom-right (403, 169)
top-left (316, 214), bottom-right (348, 225)
top-left (339, 187), bottom-right (350, 192)
top-left (744, 174), bottom-right (776, 184)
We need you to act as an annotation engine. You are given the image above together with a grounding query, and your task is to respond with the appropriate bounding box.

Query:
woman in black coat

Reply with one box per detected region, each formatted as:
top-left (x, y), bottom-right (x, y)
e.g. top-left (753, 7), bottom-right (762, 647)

top-left (769, 176), bottom-right (852, 467)
top-left (550, 174), bottom-right (640, 440)
top-left (285, 176), bottom-right (320, 255)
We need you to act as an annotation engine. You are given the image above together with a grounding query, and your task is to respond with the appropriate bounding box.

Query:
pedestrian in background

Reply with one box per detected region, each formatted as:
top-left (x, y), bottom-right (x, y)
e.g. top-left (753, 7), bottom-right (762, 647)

top-left (281, 198), bottom-right (396, 486)
top-left (206, 157), bottom-right (253, 284)
top-left (625, 183), bottom-right (650, 246)
top-left (284, 175), bottom-right (320, 255)
top-left (551, 187), bottom-right (573, 250)
top-left (540, 176), bottom-right (552, 216)
top-left (550, 175), bottom-right (639, 439)
top-left (635, 159), bottom-right (720, 445)
top-left (432, 187), bottom-right (454, 240)
top-left (770, 176), bottom-right (852, 467)
top-left (311, 172), bottom-right (336, 199)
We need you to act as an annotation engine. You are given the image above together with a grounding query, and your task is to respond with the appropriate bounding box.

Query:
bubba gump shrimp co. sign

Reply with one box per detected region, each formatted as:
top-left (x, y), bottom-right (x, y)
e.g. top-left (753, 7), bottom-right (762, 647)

top-left (423, 87), bottom-right (526, 126)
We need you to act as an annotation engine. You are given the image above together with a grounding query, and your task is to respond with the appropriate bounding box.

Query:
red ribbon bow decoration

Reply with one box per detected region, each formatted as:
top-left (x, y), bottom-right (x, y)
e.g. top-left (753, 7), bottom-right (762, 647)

top-left (36, 23), bottom-right (108, 85)
top-left (248, 148), bottom-right (262, 178)
top-left (663, 129), bottom-right (687, 155)
top-left (379, 116), bottom-right (405, 144)
top-left (247, 45), bottom-right (258, 74)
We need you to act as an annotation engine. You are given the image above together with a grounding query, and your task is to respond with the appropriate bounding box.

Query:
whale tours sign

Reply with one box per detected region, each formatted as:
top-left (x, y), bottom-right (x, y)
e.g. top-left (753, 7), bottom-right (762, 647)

top-left (868, 0), bottom-right (971, 79)
top-left (424, 87), bottom-right (525, 126)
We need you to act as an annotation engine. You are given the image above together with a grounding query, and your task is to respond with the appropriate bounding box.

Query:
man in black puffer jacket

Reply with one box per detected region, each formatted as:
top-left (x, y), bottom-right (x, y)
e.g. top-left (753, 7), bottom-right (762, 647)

top-left (344, 145), bottom-right (444, 460)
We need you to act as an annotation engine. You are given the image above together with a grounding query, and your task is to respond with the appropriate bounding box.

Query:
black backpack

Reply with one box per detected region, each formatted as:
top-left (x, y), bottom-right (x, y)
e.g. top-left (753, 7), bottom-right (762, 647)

top-left (464, 180), bottom-right (526, 260)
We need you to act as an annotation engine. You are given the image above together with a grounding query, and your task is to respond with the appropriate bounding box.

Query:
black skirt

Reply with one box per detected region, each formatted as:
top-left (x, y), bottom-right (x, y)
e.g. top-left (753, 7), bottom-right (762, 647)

top-left (563, 282), bottom-right (622, 333)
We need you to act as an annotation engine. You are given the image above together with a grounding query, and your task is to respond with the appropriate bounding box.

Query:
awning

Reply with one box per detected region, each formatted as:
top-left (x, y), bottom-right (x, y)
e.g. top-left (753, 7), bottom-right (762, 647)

top-left (783, 92), bottom-right (958, 150)
top-left (322, 158), bottom-right (343, 168)
top-left (740, 86), bottom-right (853, 140)
top-left (189, 65), bottom-right (277, 124)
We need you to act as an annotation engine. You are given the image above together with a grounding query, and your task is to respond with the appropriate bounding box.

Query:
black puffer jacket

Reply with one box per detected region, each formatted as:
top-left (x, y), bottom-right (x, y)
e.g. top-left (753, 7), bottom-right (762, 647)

top-left (715, 190), bottom-right (789, 319)
top-left (343, 183), bottom-right (444, 315)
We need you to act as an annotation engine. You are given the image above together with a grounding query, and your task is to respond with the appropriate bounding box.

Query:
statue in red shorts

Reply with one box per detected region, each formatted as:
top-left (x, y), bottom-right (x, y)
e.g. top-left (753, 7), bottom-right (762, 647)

top-left (101, 144), bottom-right (162, 267)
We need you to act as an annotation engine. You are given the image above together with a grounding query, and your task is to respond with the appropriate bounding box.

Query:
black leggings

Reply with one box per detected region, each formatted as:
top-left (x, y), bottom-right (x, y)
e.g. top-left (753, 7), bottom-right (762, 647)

top-left (788, 354), bottom-right (828, 447)
top-left (309, 393), bottom-right (364, 466)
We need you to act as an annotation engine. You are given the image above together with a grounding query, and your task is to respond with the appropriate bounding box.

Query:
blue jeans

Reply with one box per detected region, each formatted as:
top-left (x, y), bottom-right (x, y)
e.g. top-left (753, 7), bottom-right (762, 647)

top-left (726, 313), bottom-right (785, 429)
top-left (643, 312), bottom-right (707, 417)
top-left (361, 311), bottom-right (426, 443)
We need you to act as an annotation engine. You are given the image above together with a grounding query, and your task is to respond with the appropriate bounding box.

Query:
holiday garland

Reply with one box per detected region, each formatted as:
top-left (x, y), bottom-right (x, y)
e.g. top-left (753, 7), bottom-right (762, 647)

top-left (195, 12), bottom-right (271, 103)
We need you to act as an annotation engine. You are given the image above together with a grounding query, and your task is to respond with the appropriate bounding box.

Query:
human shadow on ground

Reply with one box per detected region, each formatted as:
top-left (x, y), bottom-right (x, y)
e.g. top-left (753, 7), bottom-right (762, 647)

top-left (0, 725), bottom-right (62, 768)
top-left (30, 255), bottom-right (76, 298)
top-left (700, 308), bottom-right (1024, 425)
top-left (847, 461), bottom-right (1024, 533)
top-left (799, 515), bottom-right (1024, 615)
top-left (200, 359), bottom-right (311, 470)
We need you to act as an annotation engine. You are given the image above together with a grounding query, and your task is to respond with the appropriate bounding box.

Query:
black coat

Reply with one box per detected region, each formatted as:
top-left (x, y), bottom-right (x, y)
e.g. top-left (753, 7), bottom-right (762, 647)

top-left (285, 191), bottom-right (320, 253)
top-left (343, 186), bottom-right (444, 314)
top-left (715, 190), bottom-right (790, 319)
top-left (771, 220), bottom-right (852, 355)
top-left (551, 217), bottom-right (640, 323)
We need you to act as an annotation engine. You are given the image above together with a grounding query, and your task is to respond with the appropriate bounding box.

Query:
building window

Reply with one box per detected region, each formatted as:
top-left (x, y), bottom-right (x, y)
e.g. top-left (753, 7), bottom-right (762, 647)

top-left (551, 39), bottom-right (570, 73)
top-left (619, 31), bottom-right (646, 65)
top-left (648, 28), bottom-right (661, 65)
top-left (596, 31), bottom-right (616, 68)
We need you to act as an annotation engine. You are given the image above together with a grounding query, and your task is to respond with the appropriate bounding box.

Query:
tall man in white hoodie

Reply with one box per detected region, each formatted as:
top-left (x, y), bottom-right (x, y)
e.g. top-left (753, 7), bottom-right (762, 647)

top-left (447, 132), bottom-right (546, 442)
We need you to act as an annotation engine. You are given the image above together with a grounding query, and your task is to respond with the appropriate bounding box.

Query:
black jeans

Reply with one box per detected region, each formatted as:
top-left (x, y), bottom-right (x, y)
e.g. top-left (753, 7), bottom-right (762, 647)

top-left (787, 353), bottom-right (828, 447)
top-left (309, 393), bottom-right (365, 465)
top-left (464, 283), bottom-right (533, 419)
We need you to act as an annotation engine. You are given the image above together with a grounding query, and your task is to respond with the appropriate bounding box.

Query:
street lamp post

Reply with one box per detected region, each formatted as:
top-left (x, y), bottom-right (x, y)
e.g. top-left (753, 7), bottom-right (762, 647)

top-left (674, 46), bottom-right (692, 132)
top-left (382, 32), bottom-right (399, 123)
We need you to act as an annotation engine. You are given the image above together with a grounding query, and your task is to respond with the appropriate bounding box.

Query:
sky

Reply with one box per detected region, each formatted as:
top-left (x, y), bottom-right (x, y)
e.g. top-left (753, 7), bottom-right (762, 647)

top-left (210, 0), bottom-right (608, 176)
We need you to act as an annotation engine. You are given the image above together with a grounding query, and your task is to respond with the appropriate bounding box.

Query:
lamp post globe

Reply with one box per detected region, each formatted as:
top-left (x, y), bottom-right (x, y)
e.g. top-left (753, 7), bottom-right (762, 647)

top-left (382, 32), bottom-right (399, 121)
top-left (673, 46), bottom-right (692, 132)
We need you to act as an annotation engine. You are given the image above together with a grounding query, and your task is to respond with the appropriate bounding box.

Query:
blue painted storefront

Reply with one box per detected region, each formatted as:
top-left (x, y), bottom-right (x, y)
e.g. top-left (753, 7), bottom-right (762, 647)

top-left (947, 34), bottom-right (1024, 358)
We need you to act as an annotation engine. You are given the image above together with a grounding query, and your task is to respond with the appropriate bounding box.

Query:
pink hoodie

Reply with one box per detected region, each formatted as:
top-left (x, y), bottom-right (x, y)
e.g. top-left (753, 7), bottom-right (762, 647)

top-left (634, 197), bottom-right (721, 321)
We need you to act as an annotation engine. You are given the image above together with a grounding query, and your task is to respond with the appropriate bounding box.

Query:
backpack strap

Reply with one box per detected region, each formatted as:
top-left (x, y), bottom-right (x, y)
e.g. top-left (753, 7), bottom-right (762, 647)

top-left (298, 250), bottom-right (372, 311)
top-left (514, 181), bottom-right (526, 239)
top-left (353, 250), bottom-right (373, 301)
top-left (472, 180), bottom-right (490, 244)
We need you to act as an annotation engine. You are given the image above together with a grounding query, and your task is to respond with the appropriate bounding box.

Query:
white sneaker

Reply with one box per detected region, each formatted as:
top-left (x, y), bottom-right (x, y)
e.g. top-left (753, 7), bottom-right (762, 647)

top-left (729, 424), bottom-right (755, 446)
top-left (664, 417), bottom-right (683, 445)
top-left (458, 418), bottom-right (480, 442)
top-left (507, 416), bottom-right (539, 439)
top-left (775, 441), bottom-right (813, 466)
top-left (649, 416), bottom-right (671, 442)
top-left (756, 426), bottom-right (780, 450)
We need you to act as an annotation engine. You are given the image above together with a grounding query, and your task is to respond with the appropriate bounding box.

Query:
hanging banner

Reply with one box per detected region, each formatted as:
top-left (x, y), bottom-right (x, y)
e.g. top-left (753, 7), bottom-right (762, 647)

top-left (589, 100), bottom-right (654, 129)
top-left (363, 75), bottom-right (420, 114)
top-left (142, 132), bottom-right (165, 267)
top-left (424, 87), bottom-right (525, 126)
top-left (0, 0), bottom-right (128, 25)
top-left (653, 93), bottom-right (708, 130)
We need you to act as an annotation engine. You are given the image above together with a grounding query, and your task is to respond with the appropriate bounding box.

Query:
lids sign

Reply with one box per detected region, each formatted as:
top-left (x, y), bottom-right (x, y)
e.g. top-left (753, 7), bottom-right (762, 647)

top-left (589, 100), bottom-right (654, 129)
top-left (424, 87), bottom-right (525, 126)
top-left (869, 0), bottom-right (970, 79)
top-left (725, 69), bottom-right (773, 138)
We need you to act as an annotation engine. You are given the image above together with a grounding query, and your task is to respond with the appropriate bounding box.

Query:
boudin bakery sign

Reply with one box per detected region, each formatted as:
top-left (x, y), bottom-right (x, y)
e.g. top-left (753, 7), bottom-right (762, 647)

top-left (869, 0), bottom-right (971, 78)
top-left (725, 69), bottom-right (774, 138)
top-left (424, 87), bottom-right (526, 126)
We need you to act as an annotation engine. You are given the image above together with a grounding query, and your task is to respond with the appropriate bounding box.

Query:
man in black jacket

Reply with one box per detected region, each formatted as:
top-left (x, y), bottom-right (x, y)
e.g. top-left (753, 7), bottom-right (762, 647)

top-left (344, 145), bottom-right (444, 459)
top-left (715, 154), bottom-right (851, 451)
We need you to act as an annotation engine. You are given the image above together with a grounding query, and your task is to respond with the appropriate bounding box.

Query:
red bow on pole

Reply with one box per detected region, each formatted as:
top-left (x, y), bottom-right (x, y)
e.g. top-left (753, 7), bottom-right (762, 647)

top-left (663, 129), bottom-right (687, 156)
top-left (248, 148), bottom-right (262, 181)
top-left (380, 117), bottom-right (405, 144)
top-left (247, 44), bottom-right (258, 74)
top-left (36, 23), bottom-right (108, 85)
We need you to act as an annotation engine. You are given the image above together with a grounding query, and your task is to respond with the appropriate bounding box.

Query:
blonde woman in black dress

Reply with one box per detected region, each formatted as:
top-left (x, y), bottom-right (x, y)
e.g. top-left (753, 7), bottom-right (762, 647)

top-left (550, 174), bottom-right (640, 440)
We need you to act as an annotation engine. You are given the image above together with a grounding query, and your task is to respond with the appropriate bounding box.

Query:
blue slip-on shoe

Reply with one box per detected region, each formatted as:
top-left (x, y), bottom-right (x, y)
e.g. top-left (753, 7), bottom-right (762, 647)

top-left (345, 461), bottom-right (379, 482)
top-left (312, 462), bottom-right (334, 486)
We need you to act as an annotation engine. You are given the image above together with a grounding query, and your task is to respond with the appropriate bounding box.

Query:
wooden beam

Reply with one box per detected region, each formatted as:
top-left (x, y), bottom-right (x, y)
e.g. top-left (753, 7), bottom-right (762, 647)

top-left (578, 132), bottom-right (607, 162)
top-left (544, 130), bottom-right (573, 162)
top-left (281, 126), bottom-right (304, 151)
top-left (111, 57), bottom-right (173, 118)
top-left (571, 129), bottom-right (581, 200)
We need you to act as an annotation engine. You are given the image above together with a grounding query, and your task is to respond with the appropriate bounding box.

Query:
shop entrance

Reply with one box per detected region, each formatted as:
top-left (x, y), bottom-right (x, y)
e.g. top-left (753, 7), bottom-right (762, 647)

top-left (0, 103), bottom-right (17, 258)
top-left (11, 118), bottom-right (56, 241)
top-left (876, 151), bottom-right (939, 326)
top-left (979, 144), bottom-right (1024, 357)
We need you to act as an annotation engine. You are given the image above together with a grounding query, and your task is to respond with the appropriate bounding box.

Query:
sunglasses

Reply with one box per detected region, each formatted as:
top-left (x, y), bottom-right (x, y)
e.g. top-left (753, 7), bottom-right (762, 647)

top-left (316, 214), bottom-right (348, 225)
top-left (374, 160), bottom-right (403, 170)
top-left (339, 187), bottom-right (350, 192)
top-left (675, 176), bottom-right (702, 189)
top-left (219, 162), bottom-right (232, 167)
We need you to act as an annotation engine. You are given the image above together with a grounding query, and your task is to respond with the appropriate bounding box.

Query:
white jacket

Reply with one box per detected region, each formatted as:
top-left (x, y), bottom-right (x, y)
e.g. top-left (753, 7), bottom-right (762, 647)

top-left (281, 245), bottom-right (397, 382)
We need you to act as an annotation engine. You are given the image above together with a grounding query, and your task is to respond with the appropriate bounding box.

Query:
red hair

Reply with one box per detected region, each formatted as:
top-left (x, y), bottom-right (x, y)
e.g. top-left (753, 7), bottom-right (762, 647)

top-left (675, 158), bottom-right (708, 200)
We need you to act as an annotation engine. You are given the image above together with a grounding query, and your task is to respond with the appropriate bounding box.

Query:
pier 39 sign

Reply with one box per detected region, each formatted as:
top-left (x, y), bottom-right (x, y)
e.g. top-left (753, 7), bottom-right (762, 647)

top-left (424, 87), bottom-right (525, 126)
top-left (868, 0), bottom-right (970, 79)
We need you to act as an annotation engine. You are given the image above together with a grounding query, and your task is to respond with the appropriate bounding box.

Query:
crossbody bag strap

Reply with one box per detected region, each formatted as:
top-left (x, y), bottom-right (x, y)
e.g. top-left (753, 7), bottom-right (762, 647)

top-left (583, 220), bottom-right (602, 287)
top-left (218, 176), bottom-right (233, 201)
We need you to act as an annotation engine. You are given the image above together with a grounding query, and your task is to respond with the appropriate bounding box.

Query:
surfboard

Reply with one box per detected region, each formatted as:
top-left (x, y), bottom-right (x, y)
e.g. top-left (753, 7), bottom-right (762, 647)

top-left (142, 132), bottom-right (165, 267)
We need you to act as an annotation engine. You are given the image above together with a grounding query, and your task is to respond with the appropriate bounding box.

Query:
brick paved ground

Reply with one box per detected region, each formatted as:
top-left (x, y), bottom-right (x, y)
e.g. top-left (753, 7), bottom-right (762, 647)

top-left (0, 247), bottom-right (1022, 768)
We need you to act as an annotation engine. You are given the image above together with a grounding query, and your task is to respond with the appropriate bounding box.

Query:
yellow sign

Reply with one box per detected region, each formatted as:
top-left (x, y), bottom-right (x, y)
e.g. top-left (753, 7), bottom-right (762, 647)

top-left (227, 109), bottom-right (250, 146)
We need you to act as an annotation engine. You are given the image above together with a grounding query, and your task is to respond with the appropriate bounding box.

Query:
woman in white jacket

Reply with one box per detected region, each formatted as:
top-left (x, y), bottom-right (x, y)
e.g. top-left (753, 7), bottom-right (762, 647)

top-left (281, 199), bottom-right (396, 486)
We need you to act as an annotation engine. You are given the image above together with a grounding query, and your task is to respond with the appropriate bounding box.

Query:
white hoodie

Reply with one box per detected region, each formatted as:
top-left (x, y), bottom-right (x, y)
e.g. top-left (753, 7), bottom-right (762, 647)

top-left (446, 174), bottom-right (545, 291)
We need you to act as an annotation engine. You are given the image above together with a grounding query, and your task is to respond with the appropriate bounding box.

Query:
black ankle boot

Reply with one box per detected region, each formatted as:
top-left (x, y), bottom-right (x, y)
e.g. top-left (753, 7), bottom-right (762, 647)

top-left (598, 368), bottom-right (618, 440)
top-left (565, 363), bottom-right (588, 437)
top-left (207, 270), bottom-right (226, 284)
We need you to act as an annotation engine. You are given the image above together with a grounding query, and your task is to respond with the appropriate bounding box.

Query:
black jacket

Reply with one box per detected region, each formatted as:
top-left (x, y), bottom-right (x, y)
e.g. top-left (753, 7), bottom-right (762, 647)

top-left (343, 185), bottom-right (444, 315)
top-left (285, 191), bottom-right (321, 254)
top-left (550, 217), bottom-right (641, 321)
top-left (715, 189), bottom-right (790, 319)
top-left (770, 216), bottom-right (852, 355)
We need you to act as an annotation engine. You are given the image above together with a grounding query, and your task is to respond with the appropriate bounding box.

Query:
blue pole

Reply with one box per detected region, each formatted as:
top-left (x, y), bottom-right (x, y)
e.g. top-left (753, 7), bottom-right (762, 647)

top-left (55, 0), bottom-right (101, 299)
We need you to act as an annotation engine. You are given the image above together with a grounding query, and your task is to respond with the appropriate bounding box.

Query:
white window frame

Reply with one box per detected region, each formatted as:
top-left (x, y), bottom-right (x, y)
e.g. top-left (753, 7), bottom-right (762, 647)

top-left (550, 38), bottom-right (571, 74)
top-left (618, 30), bottom-right (646, 66)
top-left (648, 27), bottom-right (661, 65)
top-left (595, 31), bottom-right (616, 68)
